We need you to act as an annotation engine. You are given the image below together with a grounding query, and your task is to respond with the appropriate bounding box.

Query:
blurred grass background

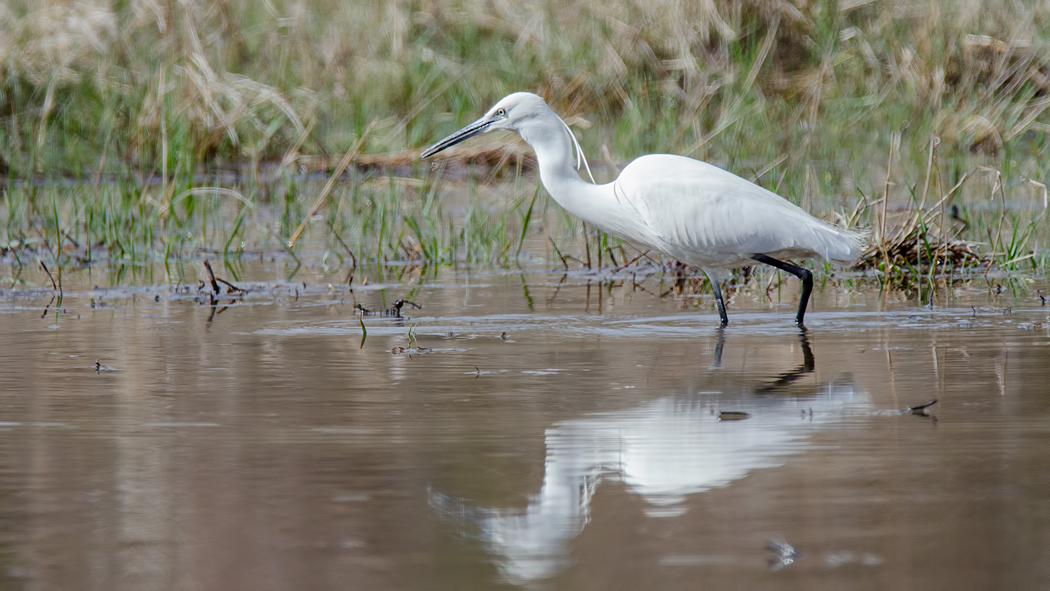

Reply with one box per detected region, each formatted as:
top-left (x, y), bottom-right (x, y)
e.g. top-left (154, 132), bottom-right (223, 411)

top-left (3, 0), bottom-right (1049, 175)
top-left (2, 0), bottom-right (1050, 283)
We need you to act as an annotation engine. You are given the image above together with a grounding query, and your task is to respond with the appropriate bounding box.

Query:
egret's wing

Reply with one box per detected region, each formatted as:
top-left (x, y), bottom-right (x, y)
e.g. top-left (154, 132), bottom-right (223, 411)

top-left (614, 155), bottom-right (861, 265)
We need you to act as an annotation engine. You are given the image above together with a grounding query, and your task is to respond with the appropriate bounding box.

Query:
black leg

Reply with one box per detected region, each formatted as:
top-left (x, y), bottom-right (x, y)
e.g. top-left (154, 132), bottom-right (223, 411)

top-left (751, 254), bottom-right (813, 326)
top-left (708, 275), bottom-right (729, 327)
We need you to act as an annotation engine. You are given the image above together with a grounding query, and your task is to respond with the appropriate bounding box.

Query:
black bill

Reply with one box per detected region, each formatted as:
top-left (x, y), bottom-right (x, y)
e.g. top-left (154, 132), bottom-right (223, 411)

top-left (420, 116), bottom-right (492, 159)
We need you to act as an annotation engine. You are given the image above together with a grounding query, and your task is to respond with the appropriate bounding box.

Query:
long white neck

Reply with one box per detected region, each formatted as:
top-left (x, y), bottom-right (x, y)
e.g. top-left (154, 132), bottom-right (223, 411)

top-left (517, 114), bottom-right (609, 226)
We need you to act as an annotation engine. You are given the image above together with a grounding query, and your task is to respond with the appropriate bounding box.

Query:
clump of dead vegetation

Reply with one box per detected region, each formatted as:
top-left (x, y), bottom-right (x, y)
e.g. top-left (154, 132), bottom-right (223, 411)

top-left (851, 132), bottom-right (1049, 282)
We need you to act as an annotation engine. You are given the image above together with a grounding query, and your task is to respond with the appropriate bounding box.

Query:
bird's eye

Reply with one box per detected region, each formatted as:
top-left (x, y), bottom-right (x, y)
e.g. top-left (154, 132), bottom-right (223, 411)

top-left (497, 108), bottom-right (506, 117)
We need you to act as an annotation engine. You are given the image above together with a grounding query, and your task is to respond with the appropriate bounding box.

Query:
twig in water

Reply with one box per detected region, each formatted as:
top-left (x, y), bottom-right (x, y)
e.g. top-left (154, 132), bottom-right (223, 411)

top-left (548, 237), bottom-right (569, 270)
top-left (613, 249), bottom-right (651, 272)
top-left (562, 255), bottom-right (588, 268)
top-left (393, 299), bottom-right (422, 315)
top-left (327, 219), bottom-right (358, 271)
top-left (582, 222), bottom-right (592, 269)
top-left (215, 277), bottom-right (243, 294)
top-left (356, 299), bottom-right (422, 318)
top-left (909, 399), bottom-right (938, 412)
top-left (202, 260), bottom-right (221, 294)
top-left (41, 295), bottom-right (55, 319)
top-left (40, 262), bottom-right (58, 292)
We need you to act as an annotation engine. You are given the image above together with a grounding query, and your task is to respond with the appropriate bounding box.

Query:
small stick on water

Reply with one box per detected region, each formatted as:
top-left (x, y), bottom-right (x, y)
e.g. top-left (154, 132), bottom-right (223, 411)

top-left (40, 262), bottom-right (58, 292)
top-left (215, 277), bottom-right (243, 294)
top-left (203, 260), bottom-right (221, 294)
top-left (41, 295), bottom-right (55, 319)
top-left (392, 299), bottom-right (422, 317)
top-left (909, 399), bottom-right (938, 412)
top-left (356, 299), bottom-right (421, 317)
top-left (613, 249), bottom-right (651, 272)
top-left (582, 222), bottom-right (592, 269)
top-left (562, 255), bottom-right (587, 268)
top-left (288, 118), bottom-right (377, 249)
top-left (548, 237), bottom-right (569, 270)
top-left (327, 219), bottom-right (358, 271)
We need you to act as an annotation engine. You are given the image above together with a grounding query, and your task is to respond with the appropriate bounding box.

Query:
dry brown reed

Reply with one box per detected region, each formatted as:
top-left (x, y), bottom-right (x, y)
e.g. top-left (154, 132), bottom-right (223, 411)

top-left (3, 0), bottom-right (1050, 174)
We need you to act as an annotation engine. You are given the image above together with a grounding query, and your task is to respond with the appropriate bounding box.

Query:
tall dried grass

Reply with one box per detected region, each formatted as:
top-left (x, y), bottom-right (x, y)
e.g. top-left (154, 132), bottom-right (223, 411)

top-left (2, 0), bottom-right (1049, 175)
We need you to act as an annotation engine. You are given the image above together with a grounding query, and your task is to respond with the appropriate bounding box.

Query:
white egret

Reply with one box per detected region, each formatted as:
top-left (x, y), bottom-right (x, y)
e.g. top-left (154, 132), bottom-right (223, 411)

top-left (421, 92), bottom-right (865, 326)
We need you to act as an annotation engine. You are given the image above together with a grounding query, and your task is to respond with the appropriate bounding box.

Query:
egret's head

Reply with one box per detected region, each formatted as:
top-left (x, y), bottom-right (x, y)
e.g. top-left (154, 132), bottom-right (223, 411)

top-left (420, 92), bottom-right (550, 159)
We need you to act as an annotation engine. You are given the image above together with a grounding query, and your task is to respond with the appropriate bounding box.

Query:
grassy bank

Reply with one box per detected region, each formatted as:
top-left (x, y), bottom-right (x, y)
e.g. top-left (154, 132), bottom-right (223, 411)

top-left (2, 0), bottom-right (1050, 285)
top-left (3, 1), bottom-right (1050, 169)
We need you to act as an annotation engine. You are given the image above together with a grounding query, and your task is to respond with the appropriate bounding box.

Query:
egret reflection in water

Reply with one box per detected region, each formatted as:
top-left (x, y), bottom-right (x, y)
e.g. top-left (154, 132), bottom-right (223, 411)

top-left (430, 332), bottom-right (869, 584)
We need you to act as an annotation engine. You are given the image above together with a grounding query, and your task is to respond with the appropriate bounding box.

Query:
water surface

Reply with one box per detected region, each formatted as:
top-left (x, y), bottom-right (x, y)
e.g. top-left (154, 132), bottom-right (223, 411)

top-left (0, 266), bottom-right (1048, 590)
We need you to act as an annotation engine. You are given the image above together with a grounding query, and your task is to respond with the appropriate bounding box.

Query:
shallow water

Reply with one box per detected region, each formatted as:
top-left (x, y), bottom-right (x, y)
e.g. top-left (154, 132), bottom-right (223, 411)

top-left (1, 265), bottom-right (1049, 590)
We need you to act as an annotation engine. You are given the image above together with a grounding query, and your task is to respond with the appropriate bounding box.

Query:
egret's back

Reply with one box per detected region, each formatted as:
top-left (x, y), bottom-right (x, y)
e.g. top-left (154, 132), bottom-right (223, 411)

top-left (610, 155), bottom-right (864, 269)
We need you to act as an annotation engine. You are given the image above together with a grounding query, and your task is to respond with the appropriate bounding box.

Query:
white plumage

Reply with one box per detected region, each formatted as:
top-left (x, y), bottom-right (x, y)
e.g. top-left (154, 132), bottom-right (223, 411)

top-left (422, 92), bottom-right (865, 326)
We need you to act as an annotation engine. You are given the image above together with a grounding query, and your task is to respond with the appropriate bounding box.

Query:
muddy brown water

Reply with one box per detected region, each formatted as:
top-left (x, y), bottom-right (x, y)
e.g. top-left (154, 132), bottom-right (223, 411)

top-left (1, 264), bottom-right (1049, 590)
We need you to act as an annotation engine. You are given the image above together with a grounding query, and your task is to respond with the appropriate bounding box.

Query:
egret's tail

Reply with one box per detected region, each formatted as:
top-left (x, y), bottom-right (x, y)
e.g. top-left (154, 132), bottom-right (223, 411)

top-left (798, 219), bottom-right (869, 263)
top-left (837, 226), bottom-right (869, 261)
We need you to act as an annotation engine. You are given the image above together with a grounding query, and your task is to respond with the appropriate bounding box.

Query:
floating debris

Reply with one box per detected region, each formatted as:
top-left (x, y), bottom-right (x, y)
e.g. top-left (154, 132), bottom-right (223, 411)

top-left (356, 299), bottom-right (422, 318)
top-left (1017, 322), bottom-right (1048, 331)
top-left (767, 539), bottom-right (801, 571)
top-left (875, 399), bottom-right (938, 417)
top-left (391, 346), bottom-right (432, 355)
top-left (909, 399), bottom-right (938, 415)
top-left (971, 305), bottom-right (1012, 315)
top-left (93, 359), bottom-right (119, 372)
top-left (194, 289), bottom-right (218, 305)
